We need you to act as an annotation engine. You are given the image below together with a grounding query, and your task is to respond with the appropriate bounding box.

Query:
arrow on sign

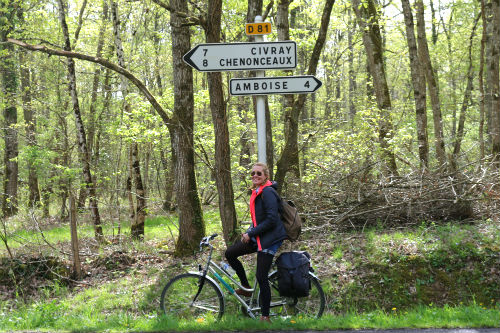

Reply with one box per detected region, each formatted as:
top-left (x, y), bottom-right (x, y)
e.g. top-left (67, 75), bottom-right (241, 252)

top-left (229, 76), bottom-right (322, 96)
top-left (183, 41), bottom-right (297, 72)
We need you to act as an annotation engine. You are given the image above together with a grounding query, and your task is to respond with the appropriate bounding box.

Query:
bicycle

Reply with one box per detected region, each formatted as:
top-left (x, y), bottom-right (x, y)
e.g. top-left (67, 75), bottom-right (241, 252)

top-left (160, 233), bottom-right (325, 321)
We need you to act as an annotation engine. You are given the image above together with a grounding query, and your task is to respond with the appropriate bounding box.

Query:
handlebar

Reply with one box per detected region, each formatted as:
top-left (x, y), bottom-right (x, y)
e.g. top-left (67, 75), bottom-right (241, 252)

top-left (199, 233), bottom-right (218, 250)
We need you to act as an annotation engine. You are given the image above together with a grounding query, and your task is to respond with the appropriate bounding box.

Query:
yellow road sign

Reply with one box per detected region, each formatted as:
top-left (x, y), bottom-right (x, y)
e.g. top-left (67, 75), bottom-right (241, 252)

top-left (245, 22), bottom-right (272, 35)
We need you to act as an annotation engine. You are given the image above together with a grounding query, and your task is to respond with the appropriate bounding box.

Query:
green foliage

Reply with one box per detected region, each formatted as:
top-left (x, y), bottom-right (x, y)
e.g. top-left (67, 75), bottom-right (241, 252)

top-left (2, 214), bottom-right (498, 329)
top-left (0, 301), bottom-right (498, 331)
top-left (2, 0), bottom-right (492, 227)
top-left (323, 220), bottom-right (500, 313)
top-left (1, 210), bottom-right (499, 331)
top-left (1, 0), bottom-right (499, 330)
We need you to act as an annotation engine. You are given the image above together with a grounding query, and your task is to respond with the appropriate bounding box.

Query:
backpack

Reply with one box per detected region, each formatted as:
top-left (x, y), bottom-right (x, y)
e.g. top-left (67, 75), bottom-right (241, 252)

top-left (269, 188), bottom-right (302, 241)
top-left (280, 199), bottom-right (302, 241)
top-left (275, 251), bottom-right (311, 297)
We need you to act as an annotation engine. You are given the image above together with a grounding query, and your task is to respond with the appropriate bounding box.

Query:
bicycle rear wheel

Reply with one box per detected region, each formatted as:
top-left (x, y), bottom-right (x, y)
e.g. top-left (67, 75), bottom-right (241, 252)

top-left (263, 271), bottom-right (325, 318)
top-left (160, 273), bottom-right (224, 320)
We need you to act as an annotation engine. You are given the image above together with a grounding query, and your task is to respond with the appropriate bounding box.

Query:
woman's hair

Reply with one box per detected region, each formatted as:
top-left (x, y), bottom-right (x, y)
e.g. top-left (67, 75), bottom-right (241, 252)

top-left (250, 162), bottom-right (270, 189)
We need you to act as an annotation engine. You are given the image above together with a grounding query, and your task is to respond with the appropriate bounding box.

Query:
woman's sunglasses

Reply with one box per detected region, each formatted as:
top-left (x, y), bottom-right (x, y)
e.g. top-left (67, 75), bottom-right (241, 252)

top-left (250, 171), bottom-right (263, 176)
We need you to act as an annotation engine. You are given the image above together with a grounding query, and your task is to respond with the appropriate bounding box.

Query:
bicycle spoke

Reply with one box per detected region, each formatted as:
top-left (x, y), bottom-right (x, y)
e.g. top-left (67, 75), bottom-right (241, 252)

top-left (263, 271), bottom-right (325, 318)
top-left (191, 303), bottom-right (220, 312)
top-left (160, 273), bottom-right (224, 320)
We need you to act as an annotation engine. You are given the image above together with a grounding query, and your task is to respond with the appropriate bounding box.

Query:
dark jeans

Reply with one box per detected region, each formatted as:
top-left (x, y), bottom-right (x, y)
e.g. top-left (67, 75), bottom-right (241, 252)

top-left (225, 240), bottom-right (274, 317)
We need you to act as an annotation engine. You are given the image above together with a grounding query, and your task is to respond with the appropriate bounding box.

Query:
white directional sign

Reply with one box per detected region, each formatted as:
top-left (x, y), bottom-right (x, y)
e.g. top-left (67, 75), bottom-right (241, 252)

top-left (229, 76), bottom-right (322, 96)
top-left (183, 41), bottom-right (297, 72)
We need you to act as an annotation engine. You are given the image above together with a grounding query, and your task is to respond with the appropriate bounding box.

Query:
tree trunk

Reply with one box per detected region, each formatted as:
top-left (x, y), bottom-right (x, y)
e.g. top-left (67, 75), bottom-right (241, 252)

top-left (160, 148), bottom-right (175, 211)
top-left (18, 9), bottom-right (40, 208)
top-left (69, 195), bottom-right (82, 280)
top-left (1, 40), bottom-right (19, 217)
top-left (238, 97), bottom-right (252, 175)
top-left (265, 98), bottom-right (274, 175)
top-left (57, 0), bottom-right (103, 241)
top-left (401, 0), bottom-right (429, 169)
top-left (275, 0), bottom-right (336, 193)
top-left (323, 53), bottom-right (333, 119)
top-left (247, 0), bottom-right (263, 24)
top-left (55, 95), bottom-right (70, 220)
top-left (20, 51), bottom-right (41, 207)
top-left (352, 0), bottom-right (398, 176)
top-left (416, 0), bottom-right (447, 168)
top-left (489, 0), bottom-right (500, 164)
top-left (479, 0), bottom-right (487, 163)
top-left (1, 2), bottom-right (19, 217)
top-left (205, 0), bottom-right (239, 245)
top-left (153, 15), bottom-right (175, 212)
top-left (443, 9), bottom-right (458, 140)
top-left (170, 0), bottom-right (205, 256)
top-left (127, 151), bottom-right (135, 219)
top-left (111, 0), bottom-right (146, 239)
top-left (276, 0), bottom-right (295, 137)
top-left (143, 143), bottom-right (151, 201)
top-left (451, 15), bottom-right (480, 171)
top-left (58, 116), bottom-right (70, 221)
top-left (81, 0), bottom-right (108, 209)
top-left (348, 9), bottom-right (357, 122)
top-left (274, 0), bottom-right (299, 191)
top-left (429, 0), bottom-right (438, 45)
top-left (302, 92), bottom-right (316, 172)
top-left (130, 142), bottom-right (146, 239)
top-left (484, 0), bottom-right (494, 150)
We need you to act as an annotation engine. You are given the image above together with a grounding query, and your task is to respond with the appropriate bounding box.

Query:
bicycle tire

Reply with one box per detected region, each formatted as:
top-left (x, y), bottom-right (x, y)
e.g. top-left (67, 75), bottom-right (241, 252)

top-left (160, 273), bottom-right (224, 320)
top-left (261, 270), bottom-right (325, 318)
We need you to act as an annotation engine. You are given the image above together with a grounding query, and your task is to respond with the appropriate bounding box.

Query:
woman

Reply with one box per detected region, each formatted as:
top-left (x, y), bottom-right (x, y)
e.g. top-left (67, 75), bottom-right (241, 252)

top-left (225, 162), bottom-right (287, 322)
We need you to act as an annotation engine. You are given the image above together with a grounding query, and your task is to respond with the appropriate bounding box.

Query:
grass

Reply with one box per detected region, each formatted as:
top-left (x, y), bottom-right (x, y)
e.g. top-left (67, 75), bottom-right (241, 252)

top-left (2, 214), bottom-right (181, 252)
top-left (1, 210), bottom-right (499, 331)
top-left (0, 303), bottom-right (498, 331)
top-left (2, 210), bottom-right (225, 251)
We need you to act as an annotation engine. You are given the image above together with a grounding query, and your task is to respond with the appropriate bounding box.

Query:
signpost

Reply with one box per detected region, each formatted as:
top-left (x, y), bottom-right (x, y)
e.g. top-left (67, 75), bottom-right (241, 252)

top-left (183, 16), bottom-right (322, 164)
top-left (230, 75), bottom-right (322, 96)
top-left (182, 41), bottom-right (297, 72)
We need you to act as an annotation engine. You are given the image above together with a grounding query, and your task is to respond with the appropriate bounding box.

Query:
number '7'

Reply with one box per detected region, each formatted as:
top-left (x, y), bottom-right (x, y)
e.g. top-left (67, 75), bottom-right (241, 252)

top-left (203, 49), bottom-right (208, 56)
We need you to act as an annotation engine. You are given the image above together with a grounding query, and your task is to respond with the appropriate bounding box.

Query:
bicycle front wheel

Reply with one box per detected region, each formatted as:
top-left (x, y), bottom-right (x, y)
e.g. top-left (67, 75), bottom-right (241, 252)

top-left (263, 270), bottom-right (325, 318)
top-left (160, 273), bottom-right (224, 321)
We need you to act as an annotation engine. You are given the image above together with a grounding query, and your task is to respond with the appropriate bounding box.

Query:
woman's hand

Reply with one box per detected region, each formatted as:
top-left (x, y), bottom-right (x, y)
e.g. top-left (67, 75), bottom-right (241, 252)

top-left (241, 233), bottom-right (250, 243)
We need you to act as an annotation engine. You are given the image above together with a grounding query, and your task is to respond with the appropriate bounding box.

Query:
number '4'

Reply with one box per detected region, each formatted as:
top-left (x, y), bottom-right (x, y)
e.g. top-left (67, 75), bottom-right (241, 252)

top-left (304, 81), bottom-right (310, 88)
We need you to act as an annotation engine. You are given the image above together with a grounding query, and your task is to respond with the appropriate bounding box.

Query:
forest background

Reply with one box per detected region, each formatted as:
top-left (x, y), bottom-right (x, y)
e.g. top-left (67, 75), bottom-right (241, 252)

top-left (0, 0), bottom-right (499, 329)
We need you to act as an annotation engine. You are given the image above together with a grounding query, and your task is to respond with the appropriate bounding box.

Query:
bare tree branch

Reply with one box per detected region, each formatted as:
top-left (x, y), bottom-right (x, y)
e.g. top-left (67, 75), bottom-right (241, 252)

top-left (151, 0), bottom-right (204, 27)
top-left (6, 38), bottom-right (171, 125)
top-left (262, 0), bottom-right (274, 21)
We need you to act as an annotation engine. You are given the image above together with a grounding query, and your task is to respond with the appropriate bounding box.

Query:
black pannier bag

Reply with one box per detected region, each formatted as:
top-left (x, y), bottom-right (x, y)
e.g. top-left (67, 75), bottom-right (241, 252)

top-left (275, 251), bottom-right (311, 297)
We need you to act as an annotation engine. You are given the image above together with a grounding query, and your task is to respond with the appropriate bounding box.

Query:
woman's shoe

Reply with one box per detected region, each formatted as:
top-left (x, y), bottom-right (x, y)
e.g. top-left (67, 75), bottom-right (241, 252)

top-left (260, 316), bottom-right (271, 323)
top-left (235, 288), bottom-right (252, 297)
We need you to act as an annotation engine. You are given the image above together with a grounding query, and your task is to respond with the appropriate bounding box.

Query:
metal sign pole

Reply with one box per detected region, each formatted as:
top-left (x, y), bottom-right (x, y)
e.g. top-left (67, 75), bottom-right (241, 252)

top-left (254, 15), bottom-right (266, 164)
